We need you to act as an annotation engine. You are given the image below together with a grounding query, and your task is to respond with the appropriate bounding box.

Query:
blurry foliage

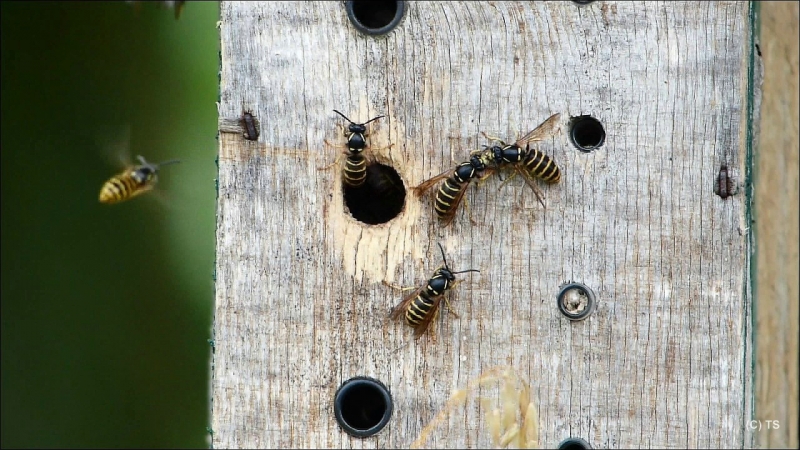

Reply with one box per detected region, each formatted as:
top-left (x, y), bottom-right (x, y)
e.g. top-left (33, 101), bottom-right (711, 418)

top-left (1, 1), bottom-right (219, 447)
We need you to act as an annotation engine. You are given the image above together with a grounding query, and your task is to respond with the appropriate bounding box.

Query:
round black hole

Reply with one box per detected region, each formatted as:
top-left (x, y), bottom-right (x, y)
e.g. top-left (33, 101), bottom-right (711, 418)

top-left (343, 163), bottom-right (406, 225)
top-left (556, 282), bottom-right (597, 321)
top-left (558, 437), bottom-right (592, 449)
top-left (569, 115), bottom-right (606, 152)
top-left (334, 377), bottom-right (393, 438)
top-left (345, 0), bottom-right (405, 35)
top-left (572, 0), bottom-right (596, 4)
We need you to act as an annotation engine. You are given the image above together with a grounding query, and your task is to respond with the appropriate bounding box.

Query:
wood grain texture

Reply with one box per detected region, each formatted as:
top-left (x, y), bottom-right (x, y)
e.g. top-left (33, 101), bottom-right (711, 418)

top-left (755, 2), bottom-right (799, 449)
top-left (213, 2), bottom-right (757, 448)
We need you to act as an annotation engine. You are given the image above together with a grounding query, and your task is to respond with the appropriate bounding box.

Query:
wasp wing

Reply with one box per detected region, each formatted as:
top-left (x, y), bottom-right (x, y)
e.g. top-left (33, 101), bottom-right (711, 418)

top-left (414, 167), bottom-right (453, 197)
top-left (412, 294), bottom-right (444, 339)
top-left (389, 284), bottom-right (428, 321)
top-left (438, 179), bottom-right (471, 227)
top-left (514, 113), bottom-right (561, 148)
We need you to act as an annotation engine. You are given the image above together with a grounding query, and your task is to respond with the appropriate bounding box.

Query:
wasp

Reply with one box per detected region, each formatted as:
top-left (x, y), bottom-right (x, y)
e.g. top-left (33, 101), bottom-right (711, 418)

top-left (99, 155), bottom-right (180, 204)
top-left (414, 154), bottom-right (494, 226)
top-left (387, 243), bottom-right (480, 339)
top-left (320, 110), bottom-right (385, 188)
top-left (475, 113), bottom-right (562, 207)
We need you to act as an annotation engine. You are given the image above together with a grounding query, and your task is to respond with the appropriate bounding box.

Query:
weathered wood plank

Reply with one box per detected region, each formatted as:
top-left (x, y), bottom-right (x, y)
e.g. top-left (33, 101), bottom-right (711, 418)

top-left (213, 2), bottom-right (757, 448)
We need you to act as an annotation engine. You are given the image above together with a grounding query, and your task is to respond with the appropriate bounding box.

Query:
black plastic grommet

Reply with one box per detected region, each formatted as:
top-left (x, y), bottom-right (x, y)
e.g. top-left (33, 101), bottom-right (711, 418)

top-left (558, 437), bottom-right (593, 449)
top-left (333, 376), bottom-right (393, 438)
top-left (345, 1), bottom-right (405, 36)
top-left (569, 115), bottom-right (606, 152)
top-left (556, 282), bottom-right (597, 321)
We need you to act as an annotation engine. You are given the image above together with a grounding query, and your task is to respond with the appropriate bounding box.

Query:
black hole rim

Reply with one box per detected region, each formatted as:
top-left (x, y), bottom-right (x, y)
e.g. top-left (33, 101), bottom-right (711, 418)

top-left (558, 437), bottom-right (593, 449)
top-left (334, 376), bottom-right (393, 438)
top-left (345, 0), bottom-right (406, 36)
top-left (572, 0), bottom-right (596, 5)
top-left (556, 282), bottom-right (597, 321)
top-left (569, 115), bottom-right (606, 152)
top-left (343, 163), bottom-right (406, 225)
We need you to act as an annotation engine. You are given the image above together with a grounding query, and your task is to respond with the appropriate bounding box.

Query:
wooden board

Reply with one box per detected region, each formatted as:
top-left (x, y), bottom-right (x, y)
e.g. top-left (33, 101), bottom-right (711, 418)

top-left (755, 2), bottom-right (800, 449)
top-left (213, 2), bottom-right (757, 448)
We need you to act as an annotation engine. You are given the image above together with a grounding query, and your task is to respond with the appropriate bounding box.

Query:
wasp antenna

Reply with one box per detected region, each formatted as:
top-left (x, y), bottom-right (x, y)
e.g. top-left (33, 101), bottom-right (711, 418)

top-left (362, 115), bottom-right (385, 126)
top-left (452, 268), bottom-right (481, 275)
top-left (157, 159), bottom-right (181, 168)
top-left (332, 109), bottom-right (354, 124)
top-left (437, 242), bottom-right (450, 270)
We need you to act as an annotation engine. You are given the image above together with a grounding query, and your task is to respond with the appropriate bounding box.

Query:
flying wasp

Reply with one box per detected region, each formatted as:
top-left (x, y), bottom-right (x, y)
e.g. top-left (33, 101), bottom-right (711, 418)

top-left (414, 154), bottom-right (494, 226)
top-left (320, 109), bottom-right (385, 188)
top-left (99, 155), bottom-right (180, 205)
top-left (387, 243), bottom-right (480, 339)
top-left (475, 113), bottom-right (562, 207)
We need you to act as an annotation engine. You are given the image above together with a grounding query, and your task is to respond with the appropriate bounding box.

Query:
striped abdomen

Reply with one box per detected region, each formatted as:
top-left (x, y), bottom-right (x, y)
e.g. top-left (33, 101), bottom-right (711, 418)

top-left (523, 148), bottom-right (561, 183)
top-left (433, 177), bottom-right (465, 219)
top-left (343, 153), bottom-right (367, 187)
top-left (99, 171), bottom-right (151, 204)
top-left (404, 293), bottom-right (437, 327)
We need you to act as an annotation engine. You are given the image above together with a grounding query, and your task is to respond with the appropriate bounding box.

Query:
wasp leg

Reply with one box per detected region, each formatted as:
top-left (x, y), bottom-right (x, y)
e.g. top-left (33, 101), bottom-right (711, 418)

top-left (498, 170), bottom-right (518, 189)
top-left (513, 166), bottom-right (546, 209)
top-left (323, 138), bottom-right (349, 150)
top-left (429, 308), bottom-right (440, 344)
top-left (317, 152), bottom-right (343, 171)
top-left (475, 170), bottom-right (495, 188)
top-left (480, 131), bottom-right (507, 145)
top-left (463, 193), bottom-right (479, 226)
top-left (390, 341), bottom-right (412, 353)
top-left (382, 280), bottom-right (417, 292)
top-left (442, 293), bottom-right (461, 319)
top-left (369, 142), bottom-right (396, 153)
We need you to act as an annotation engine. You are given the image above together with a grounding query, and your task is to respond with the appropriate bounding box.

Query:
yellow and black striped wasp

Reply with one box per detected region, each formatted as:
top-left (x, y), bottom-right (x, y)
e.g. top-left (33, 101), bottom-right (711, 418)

top-left (99, 155), bottom-right (180, 205)
top-left (413, 154), bottom-right (494, 226)
top-left (387, 243), bottom-right (480, 339)
top-left (320, 109), bottom-right (385, 188)
top-left (473, 113), bottom-right (562, 208)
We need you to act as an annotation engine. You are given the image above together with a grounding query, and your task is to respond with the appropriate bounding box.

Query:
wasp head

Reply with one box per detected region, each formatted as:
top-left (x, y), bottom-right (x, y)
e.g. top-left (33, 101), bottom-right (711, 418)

top-left (348, 123), bottom-right (367, 134)
top-left (469, 154), bottom-right (487, 171)
top-left (438, 267), bottom-right (456, 281)
top-left (132, 166), bottom-right (156, 184)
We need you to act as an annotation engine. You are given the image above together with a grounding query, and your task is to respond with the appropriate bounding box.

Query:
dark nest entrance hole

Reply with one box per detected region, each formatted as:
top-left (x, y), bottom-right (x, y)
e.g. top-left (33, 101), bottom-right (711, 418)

top-left (343, 163), bottom-right (406, 225)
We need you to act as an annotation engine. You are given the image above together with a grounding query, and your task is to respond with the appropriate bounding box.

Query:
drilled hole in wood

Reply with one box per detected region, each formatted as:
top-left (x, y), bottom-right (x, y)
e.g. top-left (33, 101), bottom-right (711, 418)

top-left (345, 0), bottom-right (405, 35)
top-left (559, 437), bottom-right (593, 449)
top-left (343, 163), bottom-right (405, 225)
top-left (569, 115), bottom-right (606, 152)
top-left (556, 282), bottom-right (597, 321)
top-left (334, 377), bottom-right (393, 438)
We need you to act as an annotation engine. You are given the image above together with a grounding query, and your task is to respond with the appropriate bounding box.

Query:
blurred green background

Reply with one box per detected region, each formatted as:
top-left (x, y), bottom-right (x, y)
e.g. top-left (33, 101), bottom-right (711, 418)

top-left (1, 1), bottom-right (218, 447)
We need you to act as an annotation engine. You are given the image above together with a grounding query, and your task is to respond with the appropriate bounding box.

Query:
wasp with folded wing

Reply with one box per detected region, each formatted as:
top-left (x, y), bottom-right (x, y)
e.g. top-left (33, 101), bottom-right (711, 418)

top-left (388, 243), bottom-right (480, 339)
top-left (413, 153), bottom-right (494, 226)
top-left (474, 112), bottom-right (562, 208)
top-left (320, 109), bottom-right (385, 188)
